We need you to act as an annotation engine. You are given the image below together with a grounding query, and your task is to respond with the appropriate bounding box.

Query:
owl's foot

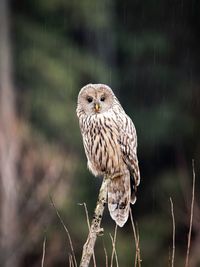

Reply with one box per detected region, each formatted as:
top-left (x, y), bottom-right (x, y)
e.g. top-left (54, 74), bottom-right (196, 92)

top-left (96, 227), bottom-right (104, 236)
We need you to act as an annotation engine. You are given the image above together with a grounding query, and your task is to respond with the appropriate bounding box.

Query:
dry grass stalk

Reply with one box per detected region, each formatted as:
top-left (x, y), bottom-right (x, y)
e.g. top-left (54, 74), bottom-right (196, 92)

top-left (130, 210), bottom-right (141, 267)
top-left (169, 197), bottom-right (175, 267)
top-left (102, 240), bottom-right (108, 267)
top-left (50, 197), bottom-right (77, 267)
top-left (82, 203), bottom-right (91, 231)
top-left (41, 236), bottom-right (46, 267)
top-left (110, 224), bottom-right (119, 267)
top-left (69, 254), bottom-right (74, 267)
top-left (185, 160), bottom-right (196, 267)
top-left (79, 176), bottom-right (108, 267)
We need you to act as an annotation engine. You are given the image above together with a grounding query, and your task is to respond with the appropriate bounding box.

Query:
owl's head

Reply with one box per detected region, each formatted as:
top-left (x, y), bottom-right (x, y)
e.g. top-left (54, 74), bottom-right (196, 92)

top-left (77, 84), bottom-right (115, 115)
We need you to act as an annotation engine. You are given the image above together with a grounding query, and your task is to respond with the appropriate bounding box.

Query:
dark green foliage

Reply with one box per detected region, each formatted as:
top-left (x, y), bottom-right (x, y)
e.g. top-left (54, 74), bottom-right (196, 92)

top-left (11, 0), bottom-right (200, 266)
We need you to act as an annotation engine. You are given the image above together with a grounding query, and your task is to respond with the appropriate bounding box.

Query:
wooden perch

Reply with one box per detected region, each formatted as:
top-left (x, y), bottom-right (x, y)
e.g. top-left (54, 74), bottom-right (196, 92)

top-left (79, 176), bottom-right (108, 267)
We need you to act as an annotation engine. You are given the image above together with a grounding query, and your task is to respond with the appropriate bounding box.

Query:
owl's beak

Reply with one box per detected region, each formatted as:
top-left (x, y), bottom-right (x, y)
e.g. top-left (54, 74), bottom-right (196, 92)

top-left (94, 102), bottom-right (101, 112)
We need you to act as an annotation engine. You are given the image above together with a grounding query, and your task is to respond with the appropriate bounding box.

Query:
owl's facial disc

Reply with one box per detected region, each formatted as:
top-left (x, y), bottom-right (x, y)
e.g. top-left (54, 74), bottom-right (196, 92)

top-left (78, 84), bottom-right (115, 115)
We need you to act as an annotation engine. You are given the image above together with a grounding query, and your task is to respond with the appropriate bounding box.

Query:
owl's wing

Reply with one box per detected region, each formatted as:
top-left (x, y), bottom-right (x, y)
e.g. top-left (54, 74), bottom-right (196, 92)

top-left (117, 113), bottom-right (140, 202)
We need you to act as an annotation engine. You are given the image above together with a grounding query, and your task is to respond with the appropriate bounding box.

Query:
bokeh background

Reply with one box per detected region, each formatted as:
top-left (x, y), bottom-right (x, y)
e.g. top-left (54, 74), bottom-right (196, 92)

top-left (0, 0), bottom-right (200, 266)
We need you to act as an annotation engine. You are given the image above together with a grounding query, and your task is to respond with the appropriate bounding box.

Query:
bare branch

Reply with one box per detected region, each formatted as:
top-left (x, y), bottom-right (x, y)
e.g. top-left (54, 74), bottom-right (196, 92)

top-left (79, 176), bottom-right (108, 267)
top-left (78, 202), bottom-right (97, 267)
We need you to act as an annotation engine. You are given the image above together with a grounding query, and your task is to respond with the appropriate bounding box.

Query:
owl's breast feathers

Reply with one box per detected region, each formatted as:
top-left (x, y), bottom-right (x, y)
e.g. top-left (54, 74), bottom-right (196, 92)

top-left (80, 111), bottom-right (126, 177)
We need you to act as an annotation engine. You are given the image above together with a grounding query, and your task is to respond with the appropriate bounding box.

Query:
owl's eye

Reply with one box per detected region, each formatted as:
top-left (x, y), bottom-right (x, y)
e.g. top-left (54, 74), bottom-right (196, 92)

top-left (87, 96), bottom-right (93, 103)
top-left (100, 96), bottom-right (105, 102)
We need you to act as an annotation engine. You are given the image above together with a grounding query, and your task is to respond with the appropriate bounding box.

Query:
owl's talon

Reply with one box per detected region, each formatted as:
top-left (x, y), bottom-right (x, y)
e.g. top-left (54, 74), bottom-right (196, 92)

top-left (96, 227), bottom-right (104, 236)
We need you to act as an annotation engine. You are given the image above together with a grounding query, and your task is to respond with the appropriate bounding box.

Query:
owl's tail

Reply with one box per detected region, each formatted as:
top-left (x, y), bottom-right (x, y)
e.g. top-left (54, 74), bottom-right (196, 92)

top-left (107, 171), bottom-right (131, 227)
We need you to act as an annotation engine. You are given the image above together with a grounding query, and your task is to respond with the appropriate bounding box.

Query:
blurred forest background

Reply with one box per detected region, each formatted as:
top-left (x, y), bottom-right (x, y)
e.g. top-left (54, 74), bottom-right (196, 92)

top-left (0, 0), bottom-right (200, 266)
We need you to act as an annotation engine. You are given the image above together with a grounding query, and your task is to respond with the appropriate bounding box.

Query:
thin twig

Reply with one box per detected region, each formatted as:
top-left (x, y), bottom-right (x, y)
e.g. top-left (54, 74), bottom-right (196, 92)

top-left (110, 224), bottom-right (118, 267)
top-left (79, 176), bottom-right (108, 267)
top-left (102, 239), bottom-right (108, 267)
top-left (78, 202), bottom-right (97, 267)
top-left (41, 235), bottom-right (46, 267)
top-left (136, 223), bottom-right (141, 266)
top-left (78, 203), bottom-right (91, 230)
top-left (130, 210), bottom-right (141, 267)
top-left (69, 254), bottom-right (74, 267)
top-left (185, 160), bottom-right (196, 267)
top-left (50, 197), bottom-right (77, 267)
top-left (169, 197), bottom-right (175, 267)
top-left (110, 235), bottom-right (119, 267)
top-left (69, 255), bottom-right (72, 267)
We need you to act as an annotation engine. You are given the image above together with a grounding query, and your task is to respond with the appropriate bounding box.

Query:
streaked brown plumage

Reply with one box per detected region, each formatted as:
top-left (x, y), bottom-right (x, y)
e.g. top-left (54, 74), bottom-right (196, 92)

top-left (76, 84), bottom-right (140, 227)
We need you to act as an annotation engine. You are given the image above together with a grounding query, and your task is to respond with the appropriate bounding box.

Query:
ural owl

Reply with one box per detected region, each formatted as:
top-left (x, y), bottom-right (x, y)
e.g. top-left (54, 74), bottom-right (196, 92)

top-left (76, 84), bottom-right (140, 227)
